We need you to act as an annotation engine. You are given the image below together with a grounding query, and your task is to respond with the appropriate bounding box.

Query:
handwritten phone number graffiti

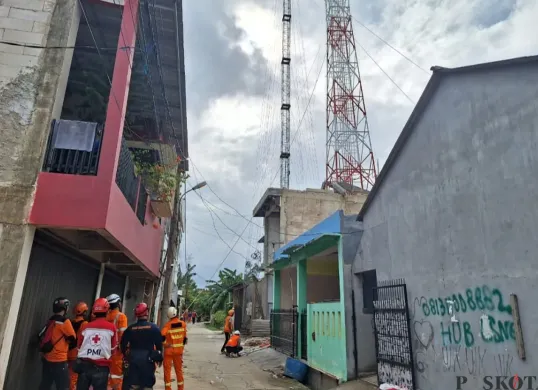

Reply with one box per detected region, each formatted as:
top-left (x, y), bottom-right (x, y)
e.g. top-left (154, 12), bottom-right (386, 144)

top-left (422, 286), bottom-right (512, 317)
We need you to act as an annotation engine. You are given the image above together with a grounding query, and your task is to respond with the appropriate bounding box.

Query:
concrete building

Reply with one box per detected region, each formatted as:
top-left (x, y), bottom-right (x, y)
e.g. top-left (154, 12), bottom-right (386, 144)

top-left (252, 187), bottom-right (368, 319)
top-left (0, 0), bottom-right (188, 388)
top-left (351, 56), bottom-right (538, 389)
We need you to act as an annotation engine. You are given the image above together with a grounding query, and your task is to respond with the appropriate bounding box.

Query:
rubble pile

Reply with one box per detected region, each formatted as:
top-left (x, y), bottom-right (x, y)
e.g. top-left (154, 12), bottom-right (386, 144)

top-left (242, 336), bottom-right (271, 354)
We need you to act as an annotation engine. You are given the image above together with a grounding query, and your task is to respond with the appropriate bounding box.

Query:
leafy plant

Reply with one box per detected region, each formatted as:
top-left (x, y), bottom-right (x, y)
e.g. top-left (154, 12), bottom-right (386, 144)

top-left (131, 149), bottom-right (187, 203)
top-left (205, 268), bottom-right (243, 313)
top-left (211, 310), bottom-right (227, 329)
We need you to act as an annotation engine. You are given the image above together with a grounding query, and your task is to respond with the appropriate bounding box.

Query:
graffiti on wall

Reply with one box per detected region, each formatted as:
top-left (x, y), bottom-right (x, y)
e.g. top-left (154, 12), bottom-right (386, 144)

top-left (418, 286), bottom-right (515, 347)
top-left (410, 286), bottom-right (517, 386)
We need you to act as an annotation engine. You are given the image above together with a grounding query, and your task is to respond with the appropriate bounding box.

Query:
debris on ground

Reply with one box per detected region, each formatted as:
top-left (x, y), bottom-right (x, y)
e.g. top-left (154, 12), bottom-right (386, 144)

top-left (263, 363), bottom-right (285, 378)
top-left (243, 336), bottom-right (270, 347)
top-left (242, 336), bottom-right (271, 354)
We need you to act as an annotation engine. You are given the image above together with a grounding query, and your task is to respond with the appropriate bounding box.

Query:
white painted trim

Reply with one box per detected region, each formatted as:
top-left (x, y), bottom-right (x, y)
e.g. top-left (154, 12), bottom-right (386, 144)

top-left (0, 226), bottom-right (36, 389)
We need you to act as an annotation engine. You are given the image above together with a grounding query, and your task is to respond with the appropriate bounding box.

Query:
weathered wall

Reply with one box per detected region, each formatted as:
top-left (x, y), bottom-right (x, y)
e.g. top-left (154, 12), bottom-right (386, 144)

top-left (354, 65), bottom-right (538, 389)
top-left (0, 1), bottom-right (79, 386)
top-left (280, 188), bottom-right (367, 246)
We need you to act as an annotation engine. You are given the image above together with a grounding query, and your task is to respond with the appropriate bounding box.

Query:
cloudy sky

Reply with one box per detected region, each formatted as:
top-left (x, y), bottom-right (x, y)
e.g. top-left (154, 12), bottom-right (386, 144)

top-left (179, 0), bottom-right (537, 287)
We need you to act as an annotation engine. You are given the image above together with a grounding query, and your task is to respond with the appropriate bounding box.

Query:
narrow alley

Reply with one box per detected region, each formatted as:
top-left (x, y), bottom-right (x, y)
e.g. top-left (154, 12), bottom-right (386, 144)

top-left (155, 323), bottom-right (307, 390)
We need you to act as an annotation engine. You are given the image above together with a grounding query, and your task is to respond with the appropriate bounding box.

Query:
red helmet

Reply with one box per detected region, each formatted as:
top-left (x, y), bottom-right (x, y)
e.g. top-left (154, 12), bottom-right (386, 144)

top-left (134, 302), bottom-right (149, 318)
top-left (92, 298), bottom-right (110, 314)
top-left (73, 301), bottom-right (89, 316)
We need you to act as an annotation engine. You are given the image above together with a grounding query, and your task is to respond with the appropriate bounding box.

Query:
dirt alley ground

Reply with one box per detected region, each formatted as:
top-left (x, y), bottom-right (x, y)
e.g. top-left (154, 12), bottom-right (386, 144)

top-left (153, 323), bottom-right (307, 389)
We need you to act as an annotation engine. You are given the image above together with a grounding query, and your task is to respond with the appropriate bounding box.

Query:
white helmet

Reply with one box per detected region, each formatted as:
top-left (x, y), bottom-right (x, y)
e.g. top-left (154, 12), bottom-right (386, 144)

top-left (233, 330), bottom-right (240, 335)
top-left (106, 294), bottom-right (121, 304)
top-left (167, 306), bottom-right (178, 319)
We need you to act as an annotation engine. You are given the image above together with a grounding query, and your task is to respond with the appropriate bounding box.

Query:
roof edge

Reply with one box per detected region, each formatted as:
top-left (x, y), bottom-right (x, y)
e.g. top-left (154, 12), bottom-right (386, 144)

top-left (430, 55), bottom-right (538, 74)
top-left (358, 72), bottom-right (442, 219)
top-left (252, 188), bottom-right (282, 217)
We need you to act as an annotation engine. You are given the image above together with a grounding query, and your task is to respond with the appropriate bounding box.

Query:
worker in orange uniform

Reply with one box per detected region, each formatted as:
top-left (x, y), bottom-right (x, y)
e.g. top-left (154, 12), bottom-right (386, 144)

top-left (220, 309), bottom-right (234, 353)
top-left (68, 301), bottom-right (89, 390)
top-left (38, 297), bottom-right (76, 390)
top-left (161, 306), bottom-right (188, 390)
top-left (225, 330), bottom-right (243, 357)
top-left (106, 293), bottom-right (128, 389)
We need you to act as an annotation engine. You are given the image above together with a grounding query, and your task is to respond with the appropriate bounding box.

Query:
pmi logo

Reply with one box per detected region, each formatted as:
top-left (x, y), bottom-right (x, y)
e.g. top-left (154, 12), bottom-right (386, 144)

top-left (457, 375), bottom-right (537, 390)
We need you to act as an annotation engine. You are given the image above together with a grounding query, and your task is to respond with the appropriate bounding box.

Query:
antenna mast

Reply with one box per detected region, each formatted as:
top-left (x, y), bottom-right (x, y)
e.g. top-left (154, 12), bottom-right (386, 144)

top-left (280, 0), bottom-right (291, 189)
top-left (325, 0), bottom-right (377, 190)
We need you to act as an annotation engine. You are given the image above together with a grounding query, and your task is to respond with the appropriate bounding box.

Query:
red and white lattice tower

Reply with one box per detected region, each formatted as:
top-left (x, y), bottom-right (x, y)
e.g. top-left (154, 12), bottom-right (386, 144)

top-left (324, 0), bottom-right (377, 190)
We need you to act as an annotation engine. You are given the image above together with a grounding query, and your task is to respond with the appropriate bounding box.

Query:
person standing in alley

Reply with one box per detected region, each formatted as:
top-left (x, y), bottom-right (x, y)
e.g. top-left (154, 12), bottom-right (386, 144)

top-left (121, 302), bottom-right (163, 389)
top-left (161, 307), bottom-right (187, 390)
top-left (106, 293), bottom-right (128, 389)
top-left (220, 309), bottom-right (234, 354)
top-left (76, 298), bottom-right (117, 390)
top-left (192, 311), bottom-right (197, 324)
top-left (68, 302), bottom-right (89, 390)
top-left (38, 297), bottom-right (76, 390)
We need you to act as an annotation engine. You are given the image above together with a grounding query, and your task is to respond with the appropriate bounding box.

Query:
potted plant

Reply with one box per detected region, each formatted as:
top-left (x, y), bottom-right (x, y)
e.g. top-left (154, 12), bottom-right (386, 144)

top-left (133, 152), bottom-right (187, 218)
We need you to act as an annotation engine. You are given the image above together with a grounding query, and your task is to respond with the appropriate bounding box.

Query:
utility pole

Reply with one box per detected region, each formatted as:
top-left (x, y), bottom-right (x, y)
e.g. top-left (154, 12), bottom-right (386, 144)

top-left (160, 164), bottom-right (183, 327)
top-left (159, 177), bottom-right (207, 326)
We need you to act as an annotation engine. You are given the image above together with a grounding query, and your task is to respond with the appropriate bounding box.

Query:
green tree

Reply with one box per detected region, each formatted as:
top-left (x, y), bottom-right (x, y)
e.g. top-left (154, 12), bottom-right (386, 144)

top-left (205, 268), bottom-right (243, 313)
top-left (177, 261), bottom-right (197, 309)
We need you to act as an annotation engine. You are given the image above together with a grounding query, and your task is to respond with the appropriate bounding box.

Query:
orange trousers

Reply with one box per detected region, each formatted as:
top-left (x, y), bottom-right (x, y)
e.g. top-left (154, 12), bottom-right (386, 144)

top-left (108, 353), bottom-right (124, 389)
top-left (68, 360), bottom-right (78, 390)
top-left (163, 354), bottom-right (184, 390)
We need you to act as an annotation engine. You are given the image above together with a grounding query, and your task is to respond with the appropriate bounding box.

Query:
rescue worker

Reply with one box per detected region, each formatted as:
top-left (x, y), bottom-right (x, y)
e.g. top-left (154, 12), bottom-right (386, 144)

top-left (161, 307), bottom-right (188, 390)
top-left (121, 302), bottom-right (163, 389)
top-left (76, 298), bottom-right (118, 390)
top-left (68, 302), bottom-right (89, 390)
top-left (106, 293), bottom-right (128, 389)
top-left (225, 330), bottom-right (243, 357)
top-left (220, 309), bottom-right (234, 353)
top-left (38, 297), bottom-right (76, 390)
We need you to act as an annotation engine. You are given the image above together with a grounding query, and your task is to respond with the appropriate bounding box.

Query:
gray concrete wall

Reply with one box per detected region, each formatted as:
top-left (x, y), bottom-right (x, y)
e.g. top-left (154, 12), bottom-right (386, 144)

top-left (0, 1), bottom-right (80, 387)
top-left (280, 189), bottom-right (367, 246)
top-left (354, 65), bottom-right (538, 389)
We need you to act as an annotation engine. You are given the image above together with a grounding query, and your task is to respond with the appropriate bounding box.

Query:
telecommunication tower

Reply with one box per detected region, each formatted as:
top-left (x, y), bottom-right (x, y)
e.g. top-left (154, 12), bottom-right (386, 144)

top-left (325, 0), bottom-right (377, 190)
top-left (279, 0), bottom-right (291, 189)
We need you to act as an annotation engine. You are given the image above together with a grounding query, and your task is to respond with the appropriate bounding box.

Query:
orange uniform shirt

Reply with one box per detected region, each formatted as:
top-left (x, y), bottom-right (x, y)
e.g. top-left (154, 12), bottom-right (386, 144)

top-left (226, 335), bottom-right (240, 347)
top-left (44, 318), bottom-right (76, 362)
top-left (68, 317), bottom-right (88, 361)
top-left (161, 317), bottom-right (187, 356)
top-left (106, 309), bottom-right (127, 346)
top-left (224, 316), bottom-right (232, 333)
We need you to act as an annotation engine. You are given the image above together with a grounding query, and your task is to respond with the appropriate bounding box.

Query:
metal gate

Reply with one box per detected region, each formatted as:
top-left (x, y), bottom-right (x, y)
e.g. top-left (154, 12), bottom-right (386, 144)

top-left (372, 279), bottom-right (415, 390)
top-left (270, 308), bottom-right (297, 357)
top-left (5, 233), bottom-right (101, 389)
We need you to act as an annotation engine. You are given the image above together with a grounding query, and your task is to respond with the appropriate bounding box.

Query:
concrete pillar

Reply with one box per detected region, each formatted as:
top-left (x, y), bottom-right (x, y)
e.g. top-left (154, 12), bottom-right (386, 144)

top-left (296, 259), bottom-right (307, 357)
top-left (0, 0), bottom-right (81, 387)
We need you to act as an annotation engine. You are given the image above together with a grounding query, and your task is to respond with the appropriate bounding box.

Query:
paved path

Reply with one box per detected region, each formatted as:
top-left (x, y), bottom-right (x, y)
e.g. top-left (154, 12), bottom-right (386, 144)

top-left (153, 323), bottom-right (305, 389)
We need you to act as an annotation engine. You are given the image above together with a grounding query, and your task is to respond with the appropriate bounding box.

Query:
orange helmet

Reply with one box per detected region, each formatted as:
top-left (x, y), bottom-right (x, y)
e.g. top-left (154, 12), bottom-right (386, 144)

top-left (134, 302), bottom-right (149, 318)
top-left (92, 298), bottom-right (110, 314)
top-left (73, 302), bottom-right (89, 316)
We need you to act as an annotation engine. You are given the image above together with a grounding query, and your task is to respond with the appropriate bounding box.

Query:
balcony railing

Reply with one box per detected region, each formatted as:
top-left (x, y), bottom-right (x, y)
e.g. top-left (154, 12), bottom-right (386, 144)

top-left (42, 119), bottom-right (147, 225)
top-left (42, 119), bottom-right (103, 175)
top-left (116, 138), bottom-right (147, 225)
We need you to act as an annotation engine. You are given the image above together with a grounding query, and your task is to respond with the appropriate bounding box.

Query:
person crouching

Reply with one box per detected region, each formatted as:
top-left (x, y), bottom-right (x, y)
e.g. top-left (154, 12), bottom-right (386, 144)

top-left (225, 330), bottom-right (243, 357)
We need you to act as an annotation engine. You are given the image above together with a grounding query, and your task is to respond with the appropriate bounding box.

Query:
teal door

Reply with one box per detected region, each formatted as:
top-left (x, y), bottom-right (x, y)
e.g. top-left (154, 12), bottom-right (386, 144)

top-left (307, 302), bottom-right (347, 381)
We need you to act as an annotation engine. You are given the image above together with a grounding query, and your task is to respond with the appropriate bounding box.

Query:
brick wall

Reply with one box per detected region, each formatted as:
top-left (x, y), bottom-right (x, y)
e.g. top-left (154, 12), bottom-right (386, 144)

top-left (0, 1), bottom-right (54, 87)
top-left (0, 1), bottom-right (80, 387)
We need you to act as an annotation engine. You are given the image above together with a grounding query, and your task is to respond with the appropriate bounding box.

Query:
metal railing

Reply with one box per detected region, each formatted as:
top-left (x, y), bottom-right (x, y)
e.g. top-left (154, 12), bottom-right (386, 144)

top-left (300, 309), bottom-right (307, 360)
top-left (270, 308), bottom-right (297, 358)
top-left (42, 120), bottom-right (147, 225)
top-left (116, 138), bottom-right (147, 225)
top-left (42, 120), bottom-right (103, 175)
